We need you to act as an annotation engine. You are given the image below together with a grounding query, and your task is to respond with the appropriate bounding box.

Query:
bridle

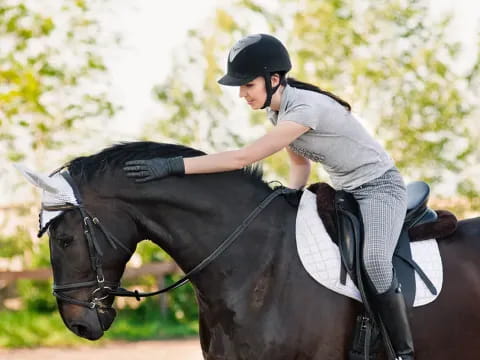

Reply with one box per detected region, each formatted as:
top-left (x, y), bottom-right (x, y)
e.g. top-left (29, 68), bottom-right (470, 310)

top-left (47, 171), bottom-right (294, 310)
top-left (47, 172), bottom-right (130, 310)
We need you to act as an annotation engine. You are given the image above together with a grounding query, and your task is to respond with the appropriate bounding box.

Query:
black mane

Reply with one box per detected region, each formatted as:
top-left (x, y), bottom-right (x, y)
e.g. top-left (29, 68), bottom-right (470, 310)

top-left (63, 141), bottom-right (266, 185)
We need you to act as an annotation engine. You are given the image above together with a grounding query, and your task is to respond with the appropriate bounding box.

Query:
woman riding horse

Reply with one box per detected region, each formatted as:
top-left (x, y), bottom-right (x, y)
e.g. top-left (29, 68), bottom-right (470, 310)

top-left (123, 33), bottom-right (414, 359)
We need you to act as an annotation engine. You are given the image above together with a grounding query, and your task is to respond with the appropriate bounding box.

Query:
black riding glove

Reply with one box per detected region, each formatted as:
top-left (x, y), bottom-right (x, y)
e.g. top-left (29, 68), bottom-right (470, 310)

top-left (123, 156), bottom-right (185, 183)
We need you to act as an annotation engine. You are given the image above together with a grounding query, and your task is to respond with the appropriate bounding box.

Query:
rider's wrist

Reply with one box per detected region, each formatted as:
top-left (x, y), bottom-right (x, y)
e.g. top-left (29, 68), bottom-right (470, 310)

top-left (168, 156), bottom-right (185, 176)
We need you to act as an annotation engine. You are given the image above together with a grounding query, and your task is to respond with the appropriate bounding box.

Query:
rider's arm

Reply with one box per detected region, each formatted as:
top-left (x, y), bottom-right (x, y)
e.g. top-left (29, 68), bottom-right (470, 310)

top-left (286, 147), bottom-right (311, 189)
top-left (184, 121), bottom-right (310, 174)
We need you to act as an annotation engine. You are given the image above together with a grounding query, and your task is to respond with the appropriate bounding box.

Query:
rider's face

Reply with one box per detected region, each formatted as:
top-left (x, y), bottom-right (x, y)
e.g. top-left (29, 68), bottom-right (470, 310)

top-left (239, 76), bottom-right (267, 110)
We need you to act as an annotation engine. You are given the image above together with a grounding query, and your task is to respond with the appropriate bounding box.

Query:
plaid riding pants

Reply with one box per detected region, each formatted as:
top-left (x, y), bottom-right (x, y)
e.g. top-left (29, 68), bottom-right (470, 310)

top-left (349, 167), bottom-right (407, 294)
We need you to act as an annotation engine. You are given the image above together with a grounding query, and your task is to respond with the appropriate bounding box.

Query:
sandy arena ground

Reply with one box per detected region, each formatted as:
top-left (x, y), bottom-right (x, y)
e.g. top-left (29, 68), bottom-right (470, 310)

top-left (0, 338), bottom-right (203, 360)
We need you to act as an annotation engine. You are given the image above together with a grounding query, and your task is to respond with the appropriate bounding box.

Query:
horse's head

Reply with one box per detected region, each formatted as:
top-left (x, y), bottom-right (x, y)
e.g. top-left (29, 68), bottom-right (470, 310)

top-left (47, 207), bottom-right (124, 339)
top-left (14, 142), bottom-right (211, 340)
top-left (15, 162), bottom-right (136, 340)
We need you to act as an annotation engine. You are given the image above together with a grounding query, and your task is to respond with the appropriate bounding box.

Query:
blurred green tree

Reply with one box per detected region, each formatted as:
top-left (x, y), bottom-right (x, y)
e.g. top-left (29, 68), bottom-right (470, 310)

top-left (0, 0), bottom-right (118, 165)
top-left (0, 0), bottom-right (118, 296)
top-left (148, 0), bottom-right (480, 205)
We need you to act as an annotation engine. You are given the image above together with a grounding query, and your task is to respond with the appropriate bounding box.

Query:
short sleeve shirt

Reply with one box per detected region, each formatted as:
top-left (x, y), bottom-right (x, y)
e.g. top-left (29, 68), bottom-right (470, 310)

top-left (267, 85), bottom-right (394, 190)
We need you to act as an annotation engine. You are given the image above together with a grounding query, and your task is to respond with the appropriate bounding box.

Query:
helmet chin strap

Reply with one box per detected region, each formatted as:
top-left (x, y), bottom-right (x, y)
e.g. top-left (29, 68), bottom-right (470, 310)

top-left (261, 72), bottom-right (281, 109)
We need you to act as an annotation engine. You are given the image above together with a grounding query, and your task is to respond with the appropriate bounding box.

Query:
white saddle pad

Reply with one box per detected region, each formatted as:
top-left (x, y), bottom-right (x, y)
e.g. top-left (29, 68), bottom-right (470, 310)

top-left (296, 189), bottom-right (443, 307)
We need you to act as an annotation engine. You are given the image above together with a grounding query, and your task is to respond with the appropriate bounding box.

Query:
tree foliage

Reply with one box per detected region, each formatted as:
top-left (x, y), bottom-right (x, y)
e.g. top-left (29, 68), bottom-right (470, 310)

top-left (149, 0), bottom-right (480, 199)
top-left (0, 0), bottom-right (118, 266)
top-left (0, 0), bottom-right (117, 165)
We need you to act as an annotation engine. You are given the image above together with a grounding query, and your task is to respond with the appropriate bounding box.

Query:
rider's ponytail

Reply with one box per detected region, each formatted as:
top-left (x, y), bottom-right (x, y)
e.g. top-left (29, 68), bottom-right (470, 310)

top-left (286, 77), bottom-right (351, 111)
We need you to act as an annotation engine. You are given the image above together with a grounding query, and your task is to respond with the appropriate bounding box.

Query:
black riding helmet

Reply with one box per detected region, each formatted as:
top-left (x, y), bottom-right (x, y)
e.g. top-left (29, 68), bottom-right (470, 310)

top-left (218, 34), bottom-right (292, 109)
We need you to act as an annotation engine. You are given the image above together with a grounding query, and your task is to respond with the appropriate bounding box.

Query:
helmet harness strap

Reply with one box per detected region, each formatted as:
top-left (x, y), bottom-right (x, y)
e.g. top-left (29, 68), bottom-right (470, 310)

top-left (261, 71), bottom-right (283, 109)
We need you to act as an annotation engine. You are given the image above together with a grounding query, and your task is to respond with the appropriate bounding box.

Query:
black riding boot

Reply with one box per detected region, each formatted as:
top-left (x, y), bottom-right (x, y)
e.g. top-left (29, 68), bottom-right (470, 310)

top-left (373, 277), bottom-right (415, 360)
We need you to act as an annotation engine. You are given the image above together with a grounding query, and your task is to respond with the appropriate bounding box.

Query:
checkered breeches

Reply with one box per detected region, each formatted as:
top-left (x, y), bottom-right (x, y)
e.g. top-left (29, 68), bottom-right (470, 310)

top-left (349, 167), bottom-right (407, 293)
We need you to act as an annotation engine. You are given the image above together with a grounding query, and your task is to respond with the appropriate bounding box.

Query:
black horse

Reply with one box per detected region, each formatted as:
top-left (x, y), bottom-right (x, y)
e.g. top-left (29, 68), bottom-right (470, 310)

top-left (24, 142), bottom-right (480, 359)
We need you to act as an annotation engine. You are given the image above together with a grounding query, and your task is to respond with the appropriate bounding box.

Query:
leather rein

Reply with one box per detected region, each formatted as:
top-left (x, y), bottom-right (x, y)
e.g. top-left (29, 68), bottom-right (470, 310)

top-left (47, 172), bottom-right (292, 310)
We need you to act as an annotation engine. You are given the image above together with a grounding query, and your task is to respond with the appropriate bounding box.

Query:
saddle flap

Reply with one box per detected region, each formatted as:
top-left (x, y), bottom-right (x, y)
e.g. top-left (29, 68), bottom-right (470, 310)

top-left (335, 191), bottom-right (363, 284)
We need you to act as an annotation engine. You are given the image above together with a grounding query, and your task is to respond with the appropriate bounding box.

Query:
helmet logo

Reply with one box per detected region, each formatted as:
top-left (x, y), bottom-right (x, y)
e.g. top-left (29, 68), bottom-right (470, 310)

top-left (229, 34), bottom-right (262, 62)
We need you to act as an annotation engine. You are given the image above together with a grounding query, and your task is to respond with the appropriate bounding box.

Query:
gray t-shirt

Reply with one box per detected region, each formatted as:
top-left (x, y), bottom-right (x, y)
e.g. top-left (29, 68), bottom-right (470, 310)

top-left (267, 85), bottom-right (394, 190)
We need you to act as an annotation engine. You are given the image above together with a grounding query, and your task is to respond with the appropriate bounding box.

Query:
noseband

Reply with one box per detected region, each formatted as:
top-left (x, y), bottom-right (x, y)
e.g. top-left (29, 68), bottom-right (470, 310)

top-left (47, 171), bottom-right (294, 310)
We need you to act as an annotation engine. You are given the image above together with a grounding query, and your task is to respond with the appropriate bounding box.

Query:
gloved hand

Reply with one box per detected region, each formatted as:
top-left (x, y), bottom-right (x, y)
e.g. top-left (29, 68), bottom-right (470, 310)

top-left (123, 156), bottom-right (185, 183)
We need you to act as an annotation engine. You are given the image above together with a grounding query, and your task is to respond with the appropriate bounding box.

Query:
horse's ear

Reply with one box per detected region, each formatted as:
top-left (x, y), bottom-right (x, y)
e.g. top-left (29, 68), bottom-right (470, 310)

top-left (13, 163), bottom-right (59, 194)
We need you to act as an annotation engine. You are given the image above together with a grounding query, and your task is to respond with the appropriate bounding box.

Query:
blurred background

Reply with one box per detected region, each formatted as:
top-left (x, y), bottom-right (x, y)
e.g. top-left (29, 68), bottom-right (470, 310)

top-left (0, 0), bottom-right (479, 355)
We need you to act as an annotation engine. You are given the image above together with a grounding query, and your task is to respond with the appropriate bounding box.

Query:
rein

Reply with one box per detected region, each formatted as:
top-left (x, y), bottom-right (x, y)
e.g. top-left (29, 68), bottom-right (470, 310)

top-left (48, 172), bottom-right (293, 309)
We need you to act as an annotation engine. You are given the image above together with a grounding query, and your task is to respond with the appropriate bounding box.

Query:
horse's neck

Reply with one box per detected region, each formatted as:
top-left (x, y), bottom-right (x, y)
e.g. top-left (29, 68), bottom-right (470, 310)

top-left (133, 176), bottom-right (296, 298)
top-left (193, 185), bottom-right (299, 334)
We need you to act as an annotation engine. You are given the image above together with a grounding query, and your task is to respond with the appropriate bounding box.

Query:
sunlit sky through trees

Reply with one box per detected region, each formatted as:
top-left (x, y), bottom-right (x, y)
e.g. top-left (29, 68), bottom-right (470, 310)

top-left (103, 0), bottom-right (480, 137)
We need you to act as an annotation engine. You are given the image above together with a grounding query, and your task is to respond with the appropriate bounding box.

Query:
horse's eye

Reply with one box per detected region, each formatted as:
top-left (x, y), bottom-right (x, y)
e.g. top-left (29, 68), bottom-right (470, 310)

top-left (57, 237), bottom-right (73, 248)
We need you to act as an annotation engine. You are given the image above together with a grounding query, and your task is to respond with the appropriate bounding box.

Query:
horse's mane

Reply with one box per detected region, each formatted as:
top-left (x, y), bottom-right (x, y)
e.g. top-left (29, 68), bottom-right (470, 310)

top-left (63, 141), bottom-right (267, 186)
